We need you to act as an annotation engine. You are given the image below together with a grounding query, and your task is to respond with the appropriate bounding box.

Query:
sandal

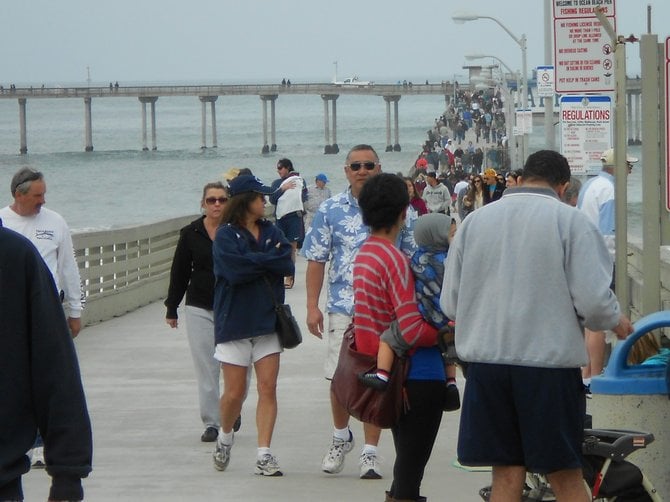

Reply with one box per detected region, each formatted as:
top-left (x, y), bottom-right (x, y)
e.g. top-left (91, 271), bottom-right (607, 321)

top-left (284, 276), bottom-right (294, 289)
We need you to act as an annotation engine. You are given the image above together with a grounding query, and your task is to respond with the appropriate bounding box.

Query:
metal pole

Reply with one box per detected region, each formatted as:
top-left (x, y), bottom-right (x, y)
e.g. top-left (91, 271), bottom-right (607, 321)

top-left (614, 37), bottom-right (629, 316)
top-left (543, 0), bottom-right (555, 150)
top-left (640, 34), bottom-right (661, 315)
top-left (595, 7), bottom-right (628, 315)
top-left (521, 34), bottom-right (529, 163)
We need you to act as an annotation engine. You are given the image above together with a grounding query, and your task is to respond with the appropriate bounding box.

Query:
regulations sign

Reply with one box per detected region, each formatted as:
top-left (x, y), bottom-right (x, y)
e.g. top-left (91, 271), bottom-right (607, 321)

top-left (553, 0), bottom-right (616, 93)
top-left (560, 95), bottom-right (612, 174)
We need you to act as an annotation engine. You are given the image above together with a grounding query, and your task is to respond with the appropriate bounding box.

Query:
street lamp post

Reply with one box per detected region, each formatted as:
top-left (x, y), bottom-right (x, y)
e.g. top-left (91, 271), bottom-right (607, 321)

top-left (453, 13), bottom-right (528, 163)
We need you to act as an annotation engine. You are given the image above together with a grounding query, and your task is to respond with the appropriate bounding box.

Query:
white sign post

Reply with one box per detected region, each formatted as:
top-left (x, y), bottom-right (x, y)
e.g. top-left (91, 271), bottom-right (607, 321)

top-left (553, 0), bottom-right (616, 94)
top-left (666, 37), bottom-right (670, 211)
top-left (560, 95), bottom-right (612, 175)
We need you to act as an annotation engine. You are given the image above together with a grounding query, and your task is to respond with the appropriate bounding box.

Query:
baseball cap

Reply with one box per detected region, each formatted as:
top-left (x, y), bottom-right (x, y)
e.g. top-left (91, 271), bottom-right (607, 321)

top-left (315, 173), bottom-right (328, 183)
top-left (600, 148), bottom-right (639, 166)
top-left (228, 175), bottom-right (275, 197)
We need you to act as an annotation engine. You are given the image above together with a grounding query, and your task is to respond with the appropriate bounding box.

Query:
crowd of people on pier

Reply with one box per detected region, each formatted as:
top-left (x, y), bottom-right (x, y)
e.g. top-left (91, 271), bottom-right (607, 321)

top-left (3, 85), bottom-right (669, 502)
top-left (153, 129), bottom-right (645, 501)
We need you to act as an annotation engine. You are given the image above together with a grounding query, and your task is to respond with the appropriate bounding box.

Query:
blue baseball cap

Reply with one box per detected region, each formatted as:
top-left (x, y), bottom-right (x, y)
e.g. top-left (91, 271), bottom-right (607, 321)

top-left (228, 175), bottom-right (275, 197)
top-left (315, 173), bottom-right (328, 183)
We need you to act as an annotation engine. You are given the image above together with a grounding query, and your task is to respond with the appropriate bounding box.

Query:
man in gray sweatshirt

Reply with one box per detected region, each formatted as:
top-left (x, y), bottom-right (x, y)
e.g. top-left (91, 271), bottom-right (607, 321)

top-left (440, 150), bottom-right (633, 502)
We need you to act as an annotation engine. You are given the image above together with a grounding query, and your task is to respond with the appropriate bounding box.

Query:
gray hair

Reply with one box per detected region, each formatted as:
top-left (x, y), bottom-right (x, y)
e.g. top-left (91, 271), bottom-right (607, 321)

top-left (11, 168), bottom-right (44, 196)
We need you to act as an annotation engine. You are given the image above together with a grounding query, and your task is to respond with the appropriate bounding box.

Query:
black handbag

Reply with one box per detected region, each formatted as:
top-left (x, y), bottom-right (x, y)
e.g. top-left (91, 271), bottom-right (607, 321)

top-left (264, 277), bottom-right (302, 349)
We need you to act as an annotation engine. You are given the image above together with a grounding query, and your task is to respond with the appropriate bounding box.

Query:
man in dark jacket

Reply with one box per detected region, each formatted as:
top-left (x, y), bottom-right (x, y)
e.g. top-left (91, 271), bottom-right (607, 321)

top-left (0, 225), bottom-right (92, 501)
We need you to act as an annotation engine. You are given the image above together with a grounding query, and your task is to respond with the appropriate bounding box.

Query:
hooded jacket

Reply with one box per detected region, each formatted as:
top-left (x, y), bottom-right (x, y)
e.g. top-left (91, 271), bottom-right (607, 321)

top-left (213, 220), bottom-right (294, 343)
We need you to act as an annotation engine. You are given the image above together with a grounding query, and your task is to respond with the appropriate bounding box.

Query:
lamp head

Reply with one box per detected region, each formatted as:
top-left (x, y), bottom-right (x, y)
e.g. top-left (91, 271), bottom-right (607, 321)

top-left (452, 13), bottom-right (482, 23)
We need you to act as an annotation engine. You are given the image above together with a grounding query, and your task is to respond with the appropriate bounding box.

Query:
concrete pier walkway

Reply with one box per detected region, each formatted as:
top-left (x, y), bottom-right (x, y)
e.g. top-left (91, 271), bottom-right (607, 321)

top-left (23, 257), bottom-right (489, 501)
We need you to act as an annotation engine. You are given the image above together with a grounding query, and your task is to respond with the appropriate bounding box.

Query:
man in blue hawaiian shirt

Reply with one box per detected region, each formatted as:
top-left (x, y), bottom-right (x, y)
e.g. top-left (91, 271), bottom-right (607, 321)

top-left (302, 144), bottom-right (416, 480)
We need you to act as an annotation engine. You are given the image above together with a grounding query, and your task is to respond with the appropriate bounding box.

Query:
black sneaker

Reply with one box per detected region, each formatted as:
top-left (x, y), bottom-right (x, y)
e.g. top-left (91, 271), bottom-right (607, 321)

top-left (358, 372), bottom-right (389, 391)
top-left (443, 385), bottom-right (461, 412)
top-left (201, 426), bottom-right (219, 442)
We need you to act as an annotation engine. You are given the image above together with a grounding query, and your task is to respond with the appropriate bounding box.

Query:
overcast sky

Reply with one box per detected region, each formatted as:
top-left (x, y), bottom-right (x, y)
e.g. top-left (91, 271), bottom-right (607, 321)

top-left (1, 0), bottom-right (667, 85)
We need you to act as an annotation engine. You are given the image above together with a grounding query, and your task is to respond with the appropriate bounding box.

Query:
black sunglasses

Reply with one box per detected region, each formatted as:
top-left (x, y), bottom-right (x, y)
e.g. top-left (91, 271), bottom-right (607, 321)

top-left (205, 197), bottom-right (228, 205)
top-left (347, 161), bottom-right (377, 172)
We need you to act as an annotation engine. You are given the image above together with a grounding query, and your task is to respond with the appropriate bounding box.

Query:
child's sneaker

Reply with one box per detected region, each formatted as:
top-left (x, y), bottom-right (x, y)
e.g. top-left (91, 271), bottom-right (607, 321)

top-left (443, 384), bottom-right (460, 411)
top-left (358, 372), bottom-right (389, 391)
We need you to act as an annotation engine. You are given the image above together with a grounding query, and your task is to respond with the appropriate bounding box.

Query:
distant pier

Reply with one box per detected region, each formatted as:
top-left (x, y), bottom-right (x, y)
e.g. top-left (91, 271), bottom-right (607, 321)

top-left (0, 79), bottom-right (643, 154)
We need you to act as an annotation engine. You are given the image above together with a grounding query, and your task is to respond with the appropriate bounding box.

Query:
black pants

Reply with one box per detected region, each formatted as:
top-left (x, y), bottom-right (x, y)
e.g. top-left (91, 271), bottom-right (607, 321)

top-left (388, 380), bottom-right (445, 500)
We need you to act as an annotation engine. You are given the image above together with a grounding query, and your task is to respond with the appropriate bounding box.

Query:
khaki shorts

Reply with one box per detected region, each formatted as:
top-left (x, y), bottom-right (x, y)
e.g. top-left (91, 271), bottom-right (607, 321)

top-left (324, 313), bottom-right (352, 380)
top-left (214, 333), bottom-right (282, 366)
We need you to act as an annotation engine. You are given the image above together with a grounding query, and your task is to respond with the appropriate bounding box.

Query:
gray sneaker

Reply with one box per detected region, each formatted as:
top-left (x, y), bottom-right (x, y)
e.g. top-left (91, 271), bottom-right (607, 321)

top-left (359, 452), bottom-right (382, 479)
top-left (213, 437), bottom-right (233, 472)
top-left (321, 433), bottom-right (355, 474)
top-left (255, 453), bottom-right (283, 477)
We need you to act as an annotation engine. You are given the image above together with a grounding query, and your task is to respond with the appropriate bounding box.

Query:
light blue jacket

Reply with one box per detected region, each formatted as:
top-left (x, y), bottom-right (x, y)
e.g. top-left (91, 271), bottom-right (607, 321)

top-left (441, 186), bottom-right (621, 368)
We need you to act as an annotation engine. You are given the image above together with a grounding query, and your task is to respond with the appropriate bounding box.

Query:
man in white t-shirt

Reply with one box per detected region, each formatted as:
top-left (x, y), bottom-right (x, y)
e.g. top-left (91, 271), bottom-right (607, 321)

top-left (0, 168), bottom-right (83, 337)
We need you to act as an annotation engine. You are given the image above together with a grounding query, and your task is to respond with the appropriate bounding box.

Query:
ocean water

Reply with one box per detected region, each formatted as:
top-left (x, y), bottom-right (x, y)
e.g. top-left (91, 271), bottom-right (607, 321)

top-left (0, 88), bottom-right (643, 236)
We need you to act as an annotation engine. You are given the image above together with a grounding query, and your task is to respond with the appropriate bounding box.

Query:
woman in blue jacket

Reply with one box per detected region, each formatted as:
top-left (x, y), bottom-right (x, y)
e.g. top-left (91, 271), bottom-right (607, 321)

top-left (212, 175), bottom-right (294, 477)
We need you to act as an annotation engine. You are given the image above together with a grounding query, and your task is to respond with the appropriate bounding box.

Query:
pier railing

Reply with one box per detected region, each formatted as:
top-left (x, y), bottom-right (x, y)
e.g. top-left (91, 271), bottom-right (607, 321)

top-left (73, 215), bottom-right (196, 326)
top-left (72, 216), bottom-right (670, 327)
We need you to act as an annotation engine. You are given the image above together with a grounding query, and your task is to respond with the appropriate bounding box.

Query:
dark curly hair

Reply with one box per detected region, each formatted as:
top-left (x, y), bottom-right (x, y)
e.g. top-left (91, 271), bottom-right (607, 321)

top-left (358, 173), bottom-right (409, 232)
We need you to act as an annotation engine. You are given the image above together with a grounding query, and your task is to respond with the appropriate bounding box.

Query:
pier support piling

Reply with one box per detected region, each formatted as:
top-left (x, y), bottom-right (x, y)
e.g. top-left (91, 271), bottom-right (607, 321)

top-left (321, 94), bottom-right (339, 154)
top-left (139, 97), bottom-right (159, 151)
top-left (383, 95), bottom-right (401, 152)
top-left (84, 97), bottom-right (94, 152)
top-left (260, 95), bottom-right (278, 154)
top-left (18, 98), bottom-right (27, 154)
top-left (198, 96), bottom-right (218, 149)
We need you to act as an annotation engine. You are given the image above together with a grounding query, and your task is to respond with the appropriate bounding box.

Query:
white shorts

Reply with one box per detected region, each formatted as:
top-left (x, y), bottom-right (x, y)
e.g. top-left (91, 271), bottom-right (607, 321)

top-left (214, 333), bottom-right (282, 367)
top-left (324, 313), bottom-right (352, 380)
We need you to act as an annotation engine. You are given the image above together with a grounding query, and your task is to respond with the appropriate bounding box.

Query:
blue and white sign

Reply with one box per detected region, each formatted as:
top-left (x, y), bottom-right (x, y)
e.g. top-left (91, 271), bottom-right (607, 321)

top-left (537, 66), bottom-right (555, 97)
top-left (560, 95), bottom-right (613, 174)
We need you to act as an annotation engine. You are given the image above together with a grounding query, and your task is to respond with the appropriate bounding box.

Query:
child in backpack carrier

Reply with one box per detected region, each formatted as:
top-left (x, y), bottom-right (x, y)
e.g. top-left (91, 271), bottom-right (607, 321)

top-left (358, 213), bottom-right (461, 411)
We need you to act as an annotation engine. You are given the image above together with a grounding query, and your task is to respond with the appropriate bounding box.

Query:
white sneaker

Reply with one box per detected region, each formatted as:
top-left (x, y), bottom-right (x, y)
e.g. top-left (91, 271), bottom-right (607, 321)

top-left (321, 433), bottom-right (355, 474)
top-left (255, 453), bottom-right (283, 477)
top-left (359, 452), bottom-right (382, 479)
top-left (31, 447), bottom-right (45, 469)
top-left (213, 436), bottom-right (233, 472)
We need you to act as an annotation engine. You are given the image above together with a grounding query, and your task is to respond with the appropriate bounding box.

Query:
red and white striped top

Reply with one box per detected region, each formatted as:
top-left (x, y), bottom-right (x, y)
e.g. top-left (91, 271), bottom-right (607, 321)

top-left (353, 236), bottom-right (438, 356)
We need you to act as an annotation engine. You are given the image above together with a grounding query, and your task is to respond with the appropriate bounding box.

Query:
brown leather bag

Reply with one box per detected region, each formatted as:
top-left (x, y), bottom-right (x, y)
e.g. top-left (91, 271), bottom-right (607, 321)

top-left (331, 324), bottom-right (408, 429)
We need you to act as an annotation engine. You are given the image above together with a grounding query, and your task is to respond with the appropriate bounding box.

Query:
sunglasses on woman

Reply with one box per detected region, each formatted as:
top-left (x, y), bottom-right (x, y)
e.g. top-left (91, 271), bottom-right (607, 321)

top-left (205, 197), bottom-right (228, 205)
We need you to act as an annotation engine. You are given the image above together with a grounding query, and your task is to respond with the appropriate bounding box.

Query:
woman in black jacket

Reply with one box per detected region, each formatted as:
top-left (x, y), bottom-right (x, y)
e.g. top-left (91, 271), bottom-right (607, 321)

top-left (165, 181), bottom-right (231, 443)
